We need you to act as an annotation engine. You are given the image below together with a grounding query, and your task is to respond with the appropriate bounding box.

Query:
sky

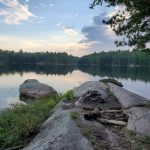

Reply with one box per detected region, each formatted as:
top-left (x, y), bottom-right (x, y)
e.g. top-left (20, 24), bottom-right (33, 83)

top-left (0, 0), bottom-right (129, 56)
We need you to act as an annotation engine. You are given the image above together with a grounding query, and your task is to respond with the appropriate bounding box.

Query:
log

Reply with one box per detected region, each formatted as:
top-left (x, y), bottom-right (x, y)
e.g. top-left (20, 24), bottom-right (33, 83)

top-left (100, 110), bottom-right (125, 113)
top-left (97, 118), bottom-right (127, 126)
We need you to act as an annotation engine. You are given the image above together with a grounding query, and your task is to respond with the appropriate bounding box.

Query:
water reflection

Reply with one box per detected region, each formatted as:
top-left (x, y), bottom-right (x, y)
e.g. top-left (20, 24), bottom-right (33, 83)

top-left (0, 64), bottom-right (150, 109)
top-left (0, 64), bottom-right (77, 76)
top-left (0, 64), bottom-right (150, 82)
top-left (79, 65), bottom-right (150, 82)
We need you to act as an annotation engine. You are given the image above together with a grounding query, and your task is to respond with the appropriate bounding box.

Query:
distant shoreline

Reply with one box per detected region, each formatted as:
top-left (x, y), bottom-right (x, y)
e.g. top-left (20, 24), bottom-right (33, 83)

top-left (1, 63), bottom-right (150, 68)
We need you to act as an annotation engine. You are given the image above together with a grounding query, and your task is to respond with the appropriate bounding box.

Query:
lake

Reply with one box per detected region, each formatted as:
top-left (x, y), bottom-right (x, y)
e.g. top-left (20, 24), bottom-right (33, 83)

top-left (0, 64), bottom-right (150, 109)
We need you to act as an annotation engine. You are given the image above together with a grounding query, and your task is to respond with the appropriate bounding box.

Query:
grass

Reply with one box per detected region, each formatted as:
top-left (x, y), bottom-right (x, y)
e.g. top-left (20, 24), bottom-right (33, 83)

top-left (123, 128), bottom-right (150, 150)
top-left (70, 112), bottom-right (80, 120)
top-left (62, 89), bottom-right (75, 101)
top-left (100, 78), bottom-right (123, 87)
top-left (0, 95), bottom-right (62, 150)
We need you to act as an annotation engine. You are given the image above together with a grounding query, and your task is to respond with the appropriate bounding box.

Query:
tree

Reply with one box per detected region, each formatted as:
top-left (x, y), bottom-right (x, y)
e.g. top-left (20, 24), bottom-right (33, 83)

top-left (90, 0), bottom-right (150, 50)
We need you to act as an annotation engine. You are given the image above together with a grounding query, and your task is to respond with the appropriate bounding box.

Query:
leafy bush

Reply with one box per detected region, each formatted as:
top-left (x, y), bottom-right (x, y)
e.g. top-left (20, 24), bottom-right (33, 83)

top-left (100, 78), bottom-right (123, 87)
top-left (0, 96), bottom-right (61, 150)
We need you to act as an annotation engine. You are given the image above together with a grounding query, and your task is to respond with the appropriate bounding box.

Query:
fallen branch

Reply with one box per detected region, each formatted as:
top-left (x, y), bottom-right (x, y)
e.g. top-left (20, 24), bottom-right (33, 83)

top-left (100, 110), bottom-right (125, 113)
top-left (97, 118), bottom-right (127, 126)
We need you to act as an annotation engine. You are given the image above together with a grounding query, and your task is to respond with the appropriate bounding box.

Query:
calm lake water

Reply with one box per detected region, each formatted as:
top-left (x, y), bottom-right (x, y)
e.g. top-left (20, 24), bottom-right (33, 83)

top-left (0, 65), bottom-right (150, 109)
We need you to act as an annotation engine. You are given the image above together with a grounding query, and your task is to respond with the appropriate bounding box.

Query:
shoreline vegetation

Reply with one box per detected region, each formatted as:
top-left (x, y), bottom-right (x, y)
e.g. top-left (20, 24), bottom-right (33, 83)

top-left (0, 90), bottom-right (75, 150)
top-left (0, 49), bottom-right (150, 67)
top-left (1, 63), bottom-right (150, 67)
top-left (0, 95), bottom-right (59, 149)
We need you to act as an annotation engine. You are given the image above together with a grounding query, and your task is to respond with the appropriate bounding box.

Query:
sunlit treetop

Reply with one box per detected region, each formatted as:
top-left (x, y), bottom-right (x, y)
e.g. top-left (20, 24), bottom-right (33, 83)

top-left (90, 0), bottom-right (150, 50)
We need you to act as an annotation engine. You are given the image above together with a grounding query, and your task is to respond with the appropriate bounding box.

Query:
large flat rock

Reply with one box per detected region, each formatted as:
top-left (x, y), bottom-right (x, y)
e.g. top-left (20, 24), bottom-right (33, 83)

top-left (127, 107), bottom-right (150, 135)
top-left (74, 81), bottom-right (108, 99)
top-left (19, 79), bottom-right (57, 99)
top-left (23, 102), bottom-right (93, 150)
top-left (108, 83), bottom-right (149, 108)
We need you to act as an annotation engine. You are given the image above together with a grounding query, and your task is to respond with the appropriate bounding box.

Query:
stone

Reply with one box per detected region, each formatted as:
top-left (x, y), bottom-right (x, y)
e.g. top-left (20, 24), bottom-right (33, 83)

top-left (127, 107), bottom-right (150, 135)
top-left (74, 81), bottom-right (108, 99)
top-left (105, 129), bottom-right (123, 150)
top-left (23, 101), bottom-right (93, 150)
top-left (108, 83), bottom-right (149, 108)
top-left (19, 79), bottom-right (57, 99)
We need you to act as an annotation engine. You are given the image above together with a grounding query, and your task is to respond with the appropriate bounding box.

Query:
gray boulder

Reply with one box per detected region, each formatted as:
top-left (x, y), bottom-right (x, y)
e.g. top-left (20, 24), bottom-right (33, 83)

top-left (127, 107), bottom-right (150, 135)
top-left (74, 81), bottom-right (108, 99)
top-left (23, 101), bottom-right (93, 150)
top-left (19, 79), bottom-right (57, 99)
top-left (108, 83), bottom-right (149, 108)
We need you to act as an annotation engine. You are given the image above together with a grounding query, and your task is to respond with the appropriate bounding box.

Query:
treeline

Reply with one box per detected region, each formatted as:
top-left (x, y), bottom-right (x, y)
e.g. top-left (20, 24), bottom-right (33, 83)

top-left (78, 50), bottom-right (150, 66)
top-left (0, 49), bottom-right (150, 66)
top-left (0, 49), bottom-right (78, 65)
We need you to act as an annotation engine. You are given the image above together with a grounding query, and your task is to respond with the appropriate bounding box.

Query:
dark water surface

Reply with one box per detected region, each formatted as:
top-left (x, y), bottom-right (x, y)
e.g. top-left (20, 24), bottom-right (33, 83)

top-left (0, 64), bottom-right (150, 109)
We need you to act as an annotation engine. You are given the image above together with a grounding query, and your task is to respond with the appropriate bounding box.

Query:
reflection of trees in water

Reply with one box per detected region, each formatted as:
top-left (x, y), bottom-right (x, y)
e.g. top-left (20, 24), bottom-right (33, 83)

top-left (78, 65), bottom-right (150, 82)
top-left (0, 64), bottom-right (150, 82)
top-left (0, 64), bottom-right (77, 76)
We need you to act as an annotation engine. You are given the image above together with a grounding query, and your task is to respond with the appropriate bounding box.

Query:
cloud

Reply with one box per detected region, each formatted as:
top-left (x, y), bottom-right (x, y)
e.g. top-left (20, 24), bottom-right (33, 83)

top-left (80, 12), bottom-right (122, 51)
top-left (64, 27), bottom-right (77, 36)
top-left (49, 4), bottom-right (54, 7)
top-left (25, 0), bottom-right (30, 3)
top-left (56, 23), bottom-right (78, 36)
top-left (0, 35), bottom-right (91, 56)
top-left (75, 13), bottom-right (80, 17)
top-left (0, 0), bottom-right (33, 24)
top-left (39, 3), bottom-right (46, 8)
top-left (57, 22), bottom-right (63, 27)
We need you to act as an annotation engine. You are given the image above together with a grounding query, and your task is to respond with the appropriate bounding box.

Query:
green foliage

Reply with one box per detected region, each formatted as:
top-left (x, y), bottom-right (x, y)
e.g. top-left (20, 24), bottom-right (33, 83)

top-left (0, 49), bottom-right (78, 65)
top-left (78, 50), bottom-right (150, 66)
top-left (100, 78), bottom-right (123, 87)
top-left (0, 96), bottom-right (61, 150)
top-left (1, 49), bottom-right (150, 67)
top-left (90, 0), bottom-right (150, 49)
top-left (63, 90), bottom-right (75, 101)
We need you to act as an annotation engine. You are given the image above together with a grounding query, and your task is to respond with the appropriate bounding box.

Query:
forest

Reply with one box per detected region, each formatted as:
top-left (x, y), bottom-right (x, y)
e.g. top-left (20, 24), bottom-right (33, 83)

top-left (78, 50), bottom-right (150, 66)
top-left (0, 49), bottom-right (150, 66)
top-left (0, 49), bottom-right (78, 65)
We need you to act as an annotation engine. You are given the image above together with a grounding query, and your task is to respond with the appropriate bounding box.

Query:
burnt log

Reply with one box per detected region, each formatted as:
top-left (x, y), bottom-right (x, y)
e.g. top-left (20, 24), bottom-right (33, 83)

top-left (84, 108), bottom-right (101, 120)
top-left (79, 90), bottom-right (106, 105)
